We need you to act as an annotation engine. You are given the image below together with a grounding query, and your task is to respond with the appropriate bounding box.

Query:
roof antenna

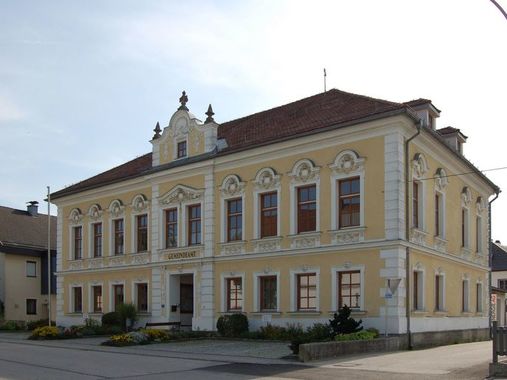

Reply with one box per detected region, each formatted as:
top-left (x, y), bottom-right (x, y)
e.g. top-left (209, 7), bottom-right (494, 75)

top-left (323, 68), bottom-right (327, 92)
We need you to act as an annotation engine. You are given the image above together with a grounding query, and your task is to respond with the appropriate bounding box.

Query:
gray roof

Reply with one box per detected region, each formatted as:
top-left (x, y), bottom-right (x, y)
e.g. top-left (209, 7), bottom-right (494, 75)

top-left (0, 205), bottom-right (56, 251)
top-left (492, 242), bottom-right (507, 271)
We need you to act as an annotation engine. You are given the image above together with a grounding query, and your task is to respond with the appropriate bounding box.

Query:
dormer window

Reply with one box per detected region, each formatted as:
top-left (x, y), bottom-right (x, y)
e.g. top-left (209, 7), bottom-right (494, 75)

top-left (177, 141), bottom-right (187, 158)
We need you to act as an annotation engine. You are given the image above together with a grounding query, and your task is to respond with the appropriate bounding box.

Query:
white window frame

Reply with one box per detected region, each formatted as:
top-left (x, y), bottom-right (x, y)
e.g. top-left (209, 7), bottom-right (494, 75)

top-left (412, 264), bottom-right (425, 311)
top-left (291, 181), bottom-right (320, 235)
top-left (434, 190), bottom-right (446, 238)
top-left (331, 264), bottom-right (365, 312)
top-left (69, 284), bottom-right (83, 314)
top-left (109, 281), bottom-right (126, 312)
top-left (221, 196), bottom-right (245, 243)
top-left (253, 270), bottom-right (280, 312)
top-left (174, 136), bottom-right (188, 160)
top-left (461, 207), bottom-right (470, 249)
top-left (331, 173), bottom-right (364, 231)
top-left (253, 188), bottom-right (281, 240)
top-left (476, 214), bottom-right (483, 255)
top-left (131, 211), bottom-right (150, 254)
top-left (88, 282), bottom-right (104, 314)
top-left (220, 272), bottom-right (245, 313)
top-left (161, 206), bottom-right (179, 249)
top-left (434, 270), bottom-right (446, 312)
top-left (68, 224), bottom-right (84, 261)
top-left (26, 260), bottom-right (37, 278)
top-left (184, 201), bottom-right (204, 247)
top-left (88, 221), bottom-right (103, 259)
top-left (132, 280), bottom-right (150, 313)
top-left (412, 179), bottom-right (425, 230)
top-left (290, 268), bottom-right (320, 312)
top-left (110, 217), bottom-right (125, 256)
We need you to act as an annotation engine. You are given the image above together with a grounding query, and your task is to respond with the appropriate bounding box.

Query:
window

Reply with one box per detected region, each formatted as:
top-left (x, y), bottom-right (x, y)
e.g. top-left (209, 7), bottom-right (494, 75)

top-left (93, 222), bottom-right (102, 257)
top-left (461, 209), bottom-right (469, 248)
top-left (412, 182), bottom-right (419, 228)
top-left (476, 216), bottom-right (482, 253)
top-left (338, 271), bottom-right (361, 309)
top-left (177, 141), bottom-right (187, 158)
top-left (226, 277), bottom-right (243, 311)
top-left (297, 273), bottom-right (317, 311)
top-left (73, 226), bottom-right (82, 259)
top-left (462, 280), bottom-right (469, 312)
top-left (165, 208), bottom-right (178, 248)
top-left (413, 271), bottom-right (424, 311)
top-left (227, 199), bottom-right (242, 241)
top-left (476, 283), bottom-right (483, 313)
top-left (260, 192), bottom-right (277, 238)
top-left (188, 205), bottom-right (201, 246)
top-left (26, 261), bottom-right (36, 277)
top-left (136, 214), bottom-right (148, 252)
top-left (92, 285), bottom-right (102, 313)
top-left (338, 177), bottom-right (360, 228)
top-left (499, 279), bottom-right (507, 291)
top-left (435, 274), bottom-right (444, 311)
top-left (73, 287), bottom-right (82, 313)
top-left (297, 185), bottom-right (316, 233)
top-left (434, 194), bottom-right (441, 237)
top-left (113, 219), bottom-right (124, 255)
top-left (26, 299), bottom-right (37, 315)
top-left (113, 284), bottom-right (124, 311)
top-left (136, 283), bottom-right (148, 312)
top-left (260, 276), bottom-right (277, 311)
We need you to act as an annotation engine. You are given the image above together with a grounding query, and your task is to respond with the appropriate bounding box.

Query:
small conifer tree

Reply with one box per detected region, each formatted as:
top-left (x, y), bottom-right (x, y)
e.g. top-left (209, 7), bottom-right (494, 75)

top-left (329, 305), bottom-right (363, 336)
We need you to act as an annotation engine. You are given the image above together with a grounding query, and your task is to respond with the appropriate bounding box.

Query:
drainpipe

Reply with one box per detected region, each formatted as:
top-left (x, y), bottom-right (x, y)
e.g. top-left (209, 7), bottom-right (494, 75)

top-left (489, 191), bottom-right (500, 336)
top-left (404, 120), bottom-right (422, 350)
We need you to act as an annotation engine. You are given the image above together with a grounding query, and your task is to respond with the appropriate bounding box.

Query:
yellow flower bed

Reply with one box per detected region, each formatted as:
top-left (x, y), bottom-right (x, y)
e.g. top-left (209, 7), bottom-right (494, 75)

top-left (141, 328), bottom-right (170, 341)
top-left (31, 326), bottom-right (59, 338)
top-left (109, 333), bottom-right (134, 345)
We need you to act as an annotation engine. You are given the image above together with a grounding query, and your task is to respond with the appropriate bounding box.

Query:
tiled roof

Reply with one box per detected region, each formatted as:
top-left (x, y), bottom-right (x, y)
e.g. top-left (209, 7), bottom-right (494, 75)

top-left (50, 89), bottom-right (499, 199)
top-left (437, 126), bottom-right (468, 139)
top-left (403, 98), bottom-right (432, 108)
top-left (492, 243), bottom-right (507, 271)
top-left (0, 206), bottom-right (56, 250)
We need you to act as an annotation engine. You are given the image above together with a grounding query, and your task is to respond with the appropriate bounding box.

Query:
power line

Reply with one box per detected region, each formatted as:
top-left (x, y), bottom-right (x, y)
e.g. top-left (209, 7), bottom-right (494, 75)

top-left (408, 165), bottom-right (507, 183)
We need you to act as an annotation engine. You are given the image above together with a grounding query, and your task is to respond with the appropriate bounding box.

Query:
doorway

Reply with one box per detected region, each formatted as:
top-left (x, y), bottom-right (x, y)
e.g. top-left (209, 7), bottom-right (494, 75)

top-left (168, 273), bottom-right (194, 330)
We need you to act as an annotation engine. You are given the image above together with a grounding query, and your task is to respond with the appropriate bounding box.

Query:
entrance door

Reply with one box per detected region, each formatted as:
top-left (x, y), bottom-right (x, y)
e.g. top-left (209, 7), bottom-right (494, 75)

top-left (179, 274), bottom-right (193, 329)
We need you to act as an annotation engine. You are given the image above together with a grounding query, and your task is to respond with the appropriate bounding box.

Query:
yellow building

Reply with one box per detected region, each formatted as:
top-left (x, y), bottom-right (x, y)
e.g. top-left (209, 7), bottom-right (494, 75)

top-left (51, 89), bottom-right (499, 341)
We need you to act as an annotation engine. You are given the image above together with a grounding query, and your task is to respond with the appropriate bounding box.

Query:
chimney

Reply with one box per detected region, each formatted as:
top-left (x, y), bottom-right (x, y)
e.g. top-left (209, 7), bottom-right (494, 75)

top-left (27, 201), bottom-right (39, 216)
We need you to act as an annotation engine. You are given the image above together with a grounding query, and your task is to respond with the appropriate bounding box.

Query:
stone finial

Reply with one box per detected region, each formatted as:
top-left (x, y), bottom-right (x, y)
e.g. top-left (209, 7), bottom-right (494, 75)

top-left (153, 122), bottom-right (161, 139)
top-left (205, 104), bottom-right (215, 123)
top-left (178, 91), bottom-right (189, 111)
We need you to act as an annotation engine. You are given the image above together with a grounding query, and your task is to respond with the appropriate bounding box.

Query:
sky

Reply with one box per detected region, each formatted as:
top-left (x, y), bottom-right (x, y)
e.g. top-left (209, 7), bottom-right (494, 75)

top-left (1, 0), bottom-right (506, 238)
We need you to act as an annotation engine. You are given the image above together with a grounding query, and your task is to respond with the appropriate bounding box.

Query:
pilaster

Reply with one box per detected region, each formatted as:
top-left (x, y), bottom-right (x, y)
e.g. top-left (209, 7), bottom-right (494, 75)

top-left (384, 133), bottom-right (405, 240)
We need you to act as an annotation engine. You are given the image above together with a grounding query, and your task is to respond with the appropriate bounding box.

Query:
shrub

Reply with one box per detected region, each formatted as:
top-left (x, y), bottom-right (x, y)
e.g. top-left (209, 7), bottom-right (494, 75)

top-left (259, 324), bottom-right (289, 340)
top-left (329, 305), bottom-right (363, 336)
top-left (141, 329), bottom-right (170, 342)
top-left (30, 326), bottom-right (59, 339)
top-left (117, 303), bottom-right (138, 331)
top-left (365, 327), bottom-right (380, 338)
top-left (0, 320), bottom-right (22, 331)
top-left (289, 323), bottom-right (333, 354)
top-left (216, 313), bottom-right (249, 337)
top-left (102, 311), bottom-right (121, 327)
top-left (334, 330), bottom-right (376, 341)
top-left (27, 319), bottom-right (53, 331)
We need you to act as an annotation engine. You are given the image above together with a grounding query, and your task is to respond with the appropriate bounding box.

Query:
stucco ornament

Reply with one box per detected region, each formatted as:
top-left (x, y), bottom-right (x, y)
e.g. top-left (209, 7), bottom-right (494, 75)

top-left (476, 196), bottom-right (486, 214)
top-left (329, 150), bottom-right (365, 174)
top-left (109, 200), bottom-right (125, 218)
top-left (220, 175), bottom-right (245, 197)
top-left (434, 168), bottom-right (449, 191)
top-left (132, 194), bottom-right (149, 213)
top-left (461, 187), bottom-right (472, 207)
top-left (88, 204), bottom-right (102, 220)
top-left (253, 168), bottom-right (280, 190)
top-left (159, 184), bottom-right (203, 205)
top-left (289, 159), bottom-right (320, 183)
top-left (412, 153), bottom-right (429, 178)
top-left (68, 208), bottom-right (83, 224)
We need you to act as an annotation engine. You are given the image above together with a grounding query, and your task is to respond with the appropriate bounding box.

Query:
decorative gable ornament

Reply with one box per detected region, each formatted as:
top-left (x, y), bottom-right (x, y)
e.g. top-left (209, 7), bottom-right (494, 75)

top-left (88, 204), bottom-right (103, 220)
top-left (461, 187), bottom-right (472, 207)
top-left (69, 208), bottom-right (83, 224)
top-left (131, 194), bottom-right (149, 213)
top-left (329, 150), bottom-right (365, 174)
top-left (109, 199), bottom-right (125, 218)
top-left (476, 196), bottom-right (486, 214)
top-left (253, 168), bottom-right (280, 190)
top-left (289, 159), bottom-right (320, 184)
top-left (159, 184), bottom-right (204, 205)
top-left (220, 175), bottom-right (245, 197)
top-left (434, 168), bottom-right (449, 191)
top-left (412, 153), bottom-right (429, 178)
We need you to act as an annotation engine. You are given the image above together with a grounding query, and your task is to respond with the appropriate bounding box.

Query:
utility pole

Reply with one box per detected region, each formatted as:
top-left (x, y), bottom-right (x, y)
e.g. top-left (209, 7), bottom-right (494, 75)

top-left (47, 186), bottom-right (51, 326)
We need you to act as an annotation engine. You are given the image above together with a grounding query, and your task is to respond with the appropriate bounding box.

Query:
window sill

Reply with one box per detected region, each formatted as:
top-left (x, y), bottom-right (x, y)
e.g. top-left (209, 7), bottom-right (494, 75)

top-left (251, 236), bottom-right (283, 243)
top-left (433, 310), bottom-right (448, 316)
top-left (250, 311), bottom-right (282, 316)
top-left (329, 310), bottom-right (367, 316)
top-left (287, 311), bottom-right (322, 316)
top-left (288, 231), bottom-right (321, 238)
top-left (461, 311), bottom-right (474, 316)
top-left (412, 309), bottom-right (427, 315)
top-left (219, 311), bottom-right (246, 315)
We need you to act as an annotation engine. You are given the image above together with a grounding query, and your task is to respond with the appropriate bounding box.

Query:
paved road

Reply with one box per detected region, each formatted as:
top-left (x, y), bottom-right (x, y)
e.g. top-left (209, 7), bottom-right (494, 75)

top-left (0, 333), bottom-right (495, 379)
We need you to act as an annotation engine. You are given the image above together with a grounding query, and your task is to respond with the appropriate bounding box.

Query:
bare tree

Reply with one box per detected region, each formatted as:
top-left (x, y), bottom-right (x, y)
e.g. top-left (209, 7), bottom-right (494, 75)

top-left (490, 0), bottom-right (507, 20)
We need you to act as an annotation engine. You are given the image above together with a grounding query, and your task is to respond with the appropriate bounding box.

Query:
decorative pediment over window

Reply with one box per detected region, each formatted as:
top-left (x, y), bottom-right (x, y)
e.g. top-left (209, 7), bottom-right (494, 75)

top-left (131, 194), bottom-right (150, 213)
top-left (414, 262), bottom-right (424, 271)
top-left (476, 196), bottom-right (486, 214)
top-left (461, 187), bottom-right (472, 207)
top-left (220, 175), bottom-right (245, 197)
top-left (109, 199), bottom-right (125, 218)
top-left (88, 204), bottom-right (102, 220)
top-left (253, 168), bottom-right (280, 191)
top-left (434, 168), bottom-right (448, 191)
top-left (159, 184), bottom-right (204, 205)
top-left (69, 208), bottom-right (83, 224)
top-left (329, 150), bottom-right (365, 174)
top-left (289, 159), bottom-right (320, 184)
top-left (412, 153), bottom-right (429, 178)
